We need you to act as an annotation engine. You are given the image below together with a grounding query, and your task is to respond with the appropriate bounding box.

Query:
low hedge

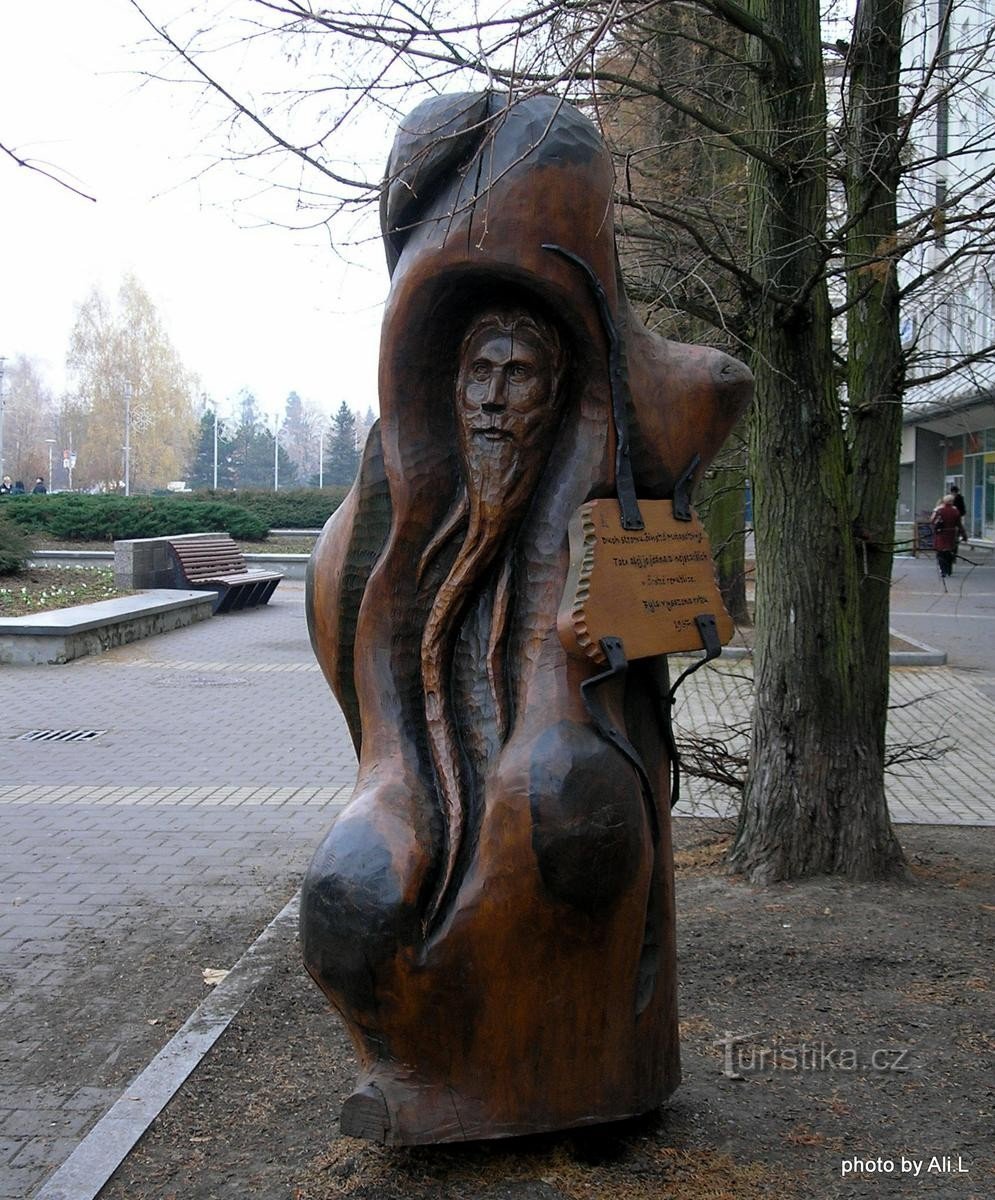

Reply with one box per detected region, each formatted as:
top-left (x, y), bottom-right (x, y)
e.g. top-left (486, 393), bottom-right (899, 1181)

top-left (188, 487), bottom-right (349, 528)
top-left (0, 514), bottom-right (31, 575)
top-left (0, 494), bottom-right (269, 542)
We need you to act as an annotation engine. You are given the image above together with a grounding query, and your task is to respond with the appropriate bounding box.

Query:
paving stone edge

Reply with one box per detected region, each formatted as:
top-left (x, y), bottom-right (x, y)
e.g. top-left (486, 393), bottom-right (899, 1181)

top-left (30, 893), bottom-right (301, 1200)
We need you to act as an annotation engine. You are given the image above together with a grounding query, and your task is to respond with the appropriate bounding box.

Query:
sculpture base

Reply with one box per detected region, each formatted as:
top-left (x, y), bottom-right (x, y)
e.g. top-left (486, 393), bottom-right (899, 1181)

top-left (339, 1076), bottom-right (679, 1147)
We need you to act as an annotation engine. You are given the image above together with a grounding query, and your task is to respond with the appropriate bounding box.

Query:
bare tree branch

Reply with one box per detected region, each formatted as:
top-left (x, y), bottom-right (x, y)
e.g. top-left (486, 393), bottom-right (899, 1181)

top-left (1, 140), bottom-right (96, 203)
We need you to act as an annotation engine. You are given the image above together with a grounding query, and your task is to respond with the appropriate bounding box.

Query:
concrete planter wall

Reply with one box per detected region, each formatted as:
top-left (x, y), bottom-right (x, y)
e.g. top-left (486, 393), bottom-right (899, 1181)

top-left (29, 548), bottom-right (312, 581)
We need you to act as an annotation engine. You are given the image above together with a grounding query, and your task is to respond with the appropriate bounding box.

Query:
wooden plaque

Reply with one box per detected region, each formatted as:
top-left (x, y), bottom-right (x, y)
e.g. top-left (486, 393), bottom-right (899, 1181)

top-left (558, 498), bottom-right (734, 664)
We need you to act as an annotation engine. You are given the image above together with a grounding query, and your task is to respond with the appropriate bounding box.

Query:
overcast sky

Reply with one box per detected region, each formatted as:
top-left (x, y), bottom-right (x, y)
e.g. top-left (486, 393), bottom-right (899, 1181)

top-left (1, 0), bottom-right (390, 424)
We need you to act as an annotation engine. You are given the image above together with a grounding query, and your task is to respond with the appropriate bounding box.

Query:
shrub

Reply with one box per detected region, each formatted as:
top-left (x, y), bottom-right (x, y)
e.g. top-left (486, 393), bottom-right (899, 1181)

top-left (1, 494), bottom-right (51, 533)
top-left (189, 487), bottom-right (348, 528)
top-left (1, 494), bottom-right (269, 542)
top-left (0, 513), bottom-right (31, 575)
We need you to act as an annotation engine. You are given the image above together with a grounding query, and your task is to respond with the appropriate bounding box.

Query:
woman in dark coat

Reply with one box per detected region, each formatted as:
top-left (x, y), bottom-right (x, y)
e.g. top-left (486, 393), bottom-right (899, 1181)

top-left (932, 494), bottom-right (966, 577)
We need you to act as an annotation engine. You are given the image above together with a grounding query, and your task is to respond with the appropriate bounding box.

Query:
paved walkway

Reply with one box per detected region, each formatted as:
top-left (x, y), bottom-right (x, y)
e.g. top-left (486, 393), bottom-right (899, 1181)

top-left (0, 584), bottom-right (355, 1198)
top-left (672, 660), bottom-right (995, 824)
top-left (1, 577), bottom-right (994, 1197)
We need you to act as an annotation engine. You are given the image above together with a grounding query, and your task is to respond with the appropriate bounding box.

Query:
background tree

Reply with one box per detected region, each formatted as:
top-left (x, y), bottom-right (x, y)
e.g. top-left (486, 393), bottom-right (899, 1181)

top-left (228, 389), bottom-right (298, 488)
top-left (323, 399), bottom-right (359, 485)
top-left (722, 0), bottom-right (903, 880)
top-left (354, 404), bottom-right (377, 453)
top-left (0, 355), bottom-right (58, 485)
top-left (187, 406), bottom-right (236, 489)
top-left (603, 4), bottom-right (752, 623)
top-left (280, 390), bottom-right (324, 482)
top-left (66, 274), bottom-right (198, 491)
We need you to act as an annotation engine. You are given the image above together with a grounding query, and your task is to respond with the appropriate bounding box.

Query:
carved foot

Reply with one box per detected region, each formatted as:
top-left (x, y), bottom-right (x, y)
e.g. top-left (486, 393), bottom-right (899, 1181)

top-left (340, 1083), bottom-right (391, 1142)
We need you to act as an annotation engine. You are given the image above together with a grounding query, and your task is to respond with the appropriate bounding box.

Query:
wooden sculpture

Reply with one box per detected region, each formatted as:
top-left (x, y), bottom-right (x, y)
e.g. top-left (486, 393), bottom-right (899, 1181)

top-left (302, 91), bottom-right (753, 1146)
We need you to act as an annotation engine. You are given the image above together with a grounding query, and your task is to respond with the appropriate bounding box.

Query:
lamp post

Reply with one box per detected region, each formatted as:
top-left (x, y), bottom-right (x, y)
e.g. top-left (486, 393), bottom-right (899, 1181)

top-left (46, 438), bottom-right (56, 488)
top-left (318, 428), bottom-right (324, 489)
top-left (273, 417), bottom-right (280, 492)
top-left (212, 404), bottom-right (219, 490)
top-left (123, 381), bottom-right (133, 496)
top-left (0, 356), bottom-right (6, 479)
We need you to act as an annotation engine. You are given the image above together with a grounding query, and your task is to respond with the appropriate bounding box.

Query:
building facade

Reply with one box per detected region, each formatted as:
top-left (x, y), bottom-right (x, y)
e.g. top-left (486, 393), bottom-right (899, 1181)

top-left (899, 0), bottom-right (995, 540)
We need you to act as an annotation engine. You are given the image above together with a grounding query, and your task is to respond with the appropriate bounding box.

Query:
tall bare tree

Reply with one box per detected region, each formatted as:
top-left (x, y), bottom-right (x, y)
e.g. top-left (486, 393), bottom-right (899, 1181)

top-left (0, 355), bottom-right (58, 485)
top-left (66, 275), bottom-right (199, 492)
top-left (280, 390), bottom-right (325, 482)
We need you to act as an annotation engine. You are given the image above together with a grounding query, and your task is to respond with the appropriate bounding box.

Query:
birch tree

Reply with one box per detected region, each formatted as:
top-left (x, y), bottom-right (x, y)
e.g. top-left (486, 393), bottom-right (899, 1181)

top-left (66, 275), bottom-right (198, 492)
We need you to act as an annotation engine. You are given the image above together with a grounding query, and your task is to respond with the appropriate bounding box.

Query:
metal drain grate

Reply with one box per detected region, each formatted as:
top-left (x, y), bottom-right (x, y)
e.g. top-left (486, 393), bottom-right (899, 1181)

top-left (16, 729), bottom-right (107, 743)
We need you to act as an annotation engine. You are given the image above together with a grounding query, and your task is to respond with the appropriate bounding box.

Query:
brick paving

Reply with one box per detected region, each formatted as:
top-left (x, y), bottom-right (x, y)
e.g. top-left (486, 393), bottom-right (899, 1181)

top-left (0, 584), bottom-right (356, 1198)
top-left (1, 578), bottom-right (993, 1197)
top-left (672, 659), bottom-right (995, 824)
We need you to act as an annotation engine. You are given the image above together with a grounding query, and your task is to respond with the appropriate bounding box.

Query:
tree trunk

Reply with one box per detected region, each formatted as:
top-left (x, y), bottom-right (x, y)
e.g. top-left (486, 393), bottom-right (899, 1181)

top-left (844, 0), bottom-right (908, 873)
top-left (729, 0), bottom-right (905, 882)
top-left (699, 420), bottom-right (750, 625)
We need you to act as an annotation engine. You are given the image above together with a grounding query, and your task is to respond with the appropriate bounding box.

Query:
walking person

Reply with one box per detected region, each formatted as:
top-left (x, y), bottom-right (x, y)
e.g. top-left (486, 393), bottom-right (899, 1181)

top-left (0, 476), bottom-right (11, 495)
top-left (950, 484), bottom-right (967, 559)
top-left (931, 494), bottom-right (967, 579)
top-left (950, 484), bottom-right (967, 519)
top-left (31, 477), bottom-right (47, 494)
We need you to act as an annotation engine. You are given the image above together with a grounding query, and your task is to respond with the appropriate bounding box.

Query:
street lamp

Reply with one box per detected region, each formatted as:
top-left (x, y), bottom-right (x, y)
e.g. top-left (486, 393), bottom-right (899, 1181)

top-left (273, 417), bottom-right (280, 492)
top-left (318, 427), bottom-right (324, 489)
top-left (0, 356), bottom-right (6, 479)
top-left (45, 438), bottom-right (57, 489)
top-left (65, 430), bottom-right (75, 492)
top-left (123, 381), bottom-right (133, 496)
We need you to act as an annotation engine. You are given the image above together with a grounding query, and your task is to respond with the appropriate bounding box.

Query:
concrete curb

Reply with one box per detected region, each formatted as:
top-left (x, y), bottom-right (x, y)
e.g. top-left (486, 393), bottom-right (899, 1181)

top-left (243, 552), bottom-right (309, 580)
top-left (0, 591), bottom-right (215, 664)
top-left (719, 631), bottom-right (946, 667)
top-left (31, 893), bottom-right (300, 1200)
top-left (887, 629), bottom-right (947, 666)
top-left (26, 550), bottom-right (111, 565)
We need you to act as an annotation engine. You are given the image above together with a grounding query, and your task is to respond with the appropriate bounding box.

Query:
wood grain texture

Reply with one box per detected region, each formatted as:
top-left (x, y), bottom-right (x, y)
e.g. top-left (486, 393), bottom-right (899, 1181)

top-left (301, 91), bottom-right (752, 1145)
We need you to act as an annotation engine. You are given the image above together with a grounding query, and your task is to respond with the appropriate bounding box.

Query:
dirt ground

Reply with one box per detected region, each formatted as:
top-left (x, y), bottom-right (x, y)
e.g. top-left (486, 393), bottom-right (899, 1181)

top-left (97, 820), bottom-right (994, 1200)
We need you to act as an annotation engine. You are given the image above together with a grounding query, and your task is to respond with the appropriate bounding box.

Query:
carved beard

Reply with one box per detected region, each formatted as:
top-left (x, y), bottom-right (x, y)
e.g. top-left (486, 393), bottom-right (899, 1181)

top-left (419, 423), bottom-right (551, 934)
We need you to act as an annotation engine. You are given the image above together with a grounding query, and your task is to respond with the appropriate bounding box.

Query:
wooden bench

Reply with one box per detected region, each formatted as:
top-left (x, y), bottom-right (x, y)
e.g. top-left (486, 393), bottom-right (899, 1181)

top-left (166, 534), bottom-right (283, 614)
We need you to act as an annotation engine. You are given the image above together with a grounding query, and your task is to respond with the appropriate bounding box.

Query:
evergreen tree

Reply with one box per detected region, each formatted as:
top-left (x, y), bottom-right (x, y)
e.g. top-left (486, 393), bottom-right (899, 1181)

top-left (324, 400), bottom-right (360, 485)
top-left (187, 409), bottom-right (236, 489)
top-left (238, 388), bottom-right (260, 429)
top-left (228, 392), bottom-right (299, 489)
top-left (229, 390), bottom-right (270, 488)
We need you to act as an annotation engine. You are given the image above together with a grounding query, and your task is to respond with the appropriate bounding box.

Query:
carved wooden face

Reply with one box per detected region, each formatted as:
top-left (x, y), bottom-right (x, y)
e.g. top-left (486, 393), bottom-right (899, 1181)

top-left (455, 319), bottom-right (562, 509)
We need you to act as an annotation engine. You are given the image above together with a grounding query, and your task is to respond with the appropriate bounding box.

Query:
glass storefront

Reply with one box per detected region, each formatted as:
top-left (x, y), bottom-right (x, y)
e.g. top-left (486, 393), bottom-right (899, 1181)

top-left (963, 449), bottom-right (995, 540)
top-left (945, 429), bottom-right (995, 539)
